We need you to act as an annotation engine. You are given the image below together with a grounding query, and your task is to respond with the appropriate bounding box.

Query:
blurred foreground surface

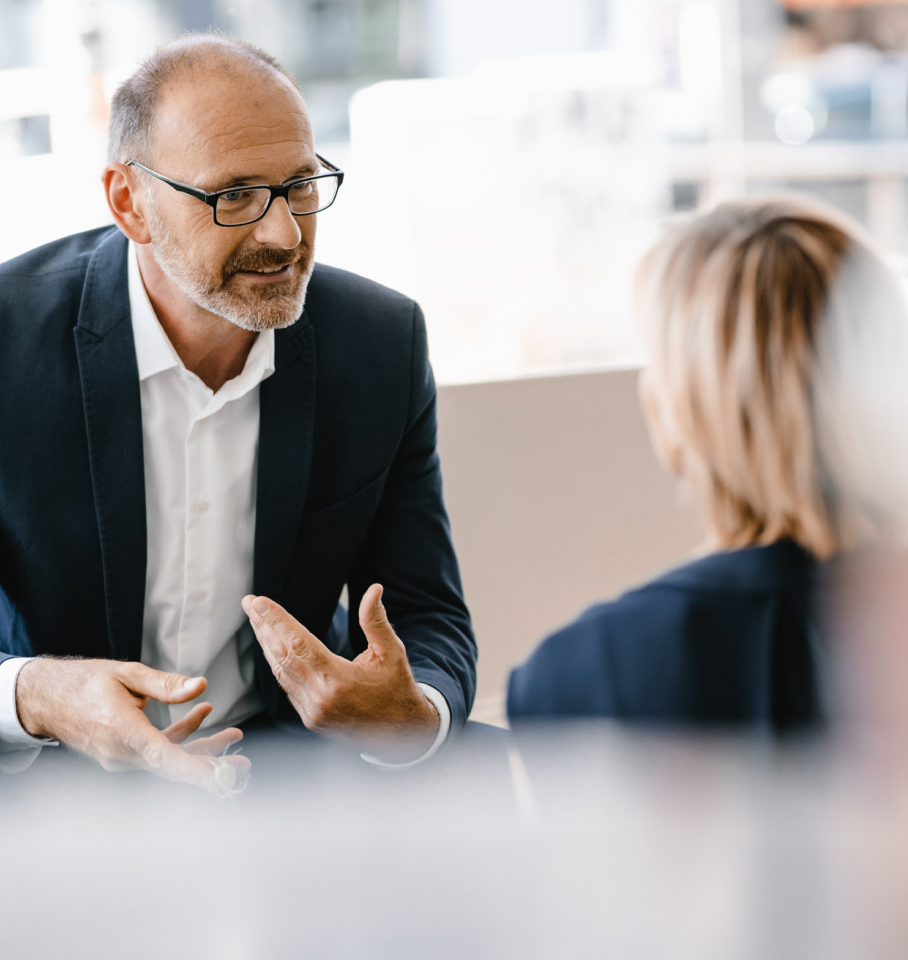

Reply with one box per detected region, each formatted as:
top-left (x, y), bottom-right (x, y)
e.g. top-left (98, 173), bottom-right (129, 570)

top-left (2, 723), bottom-right (907, 960)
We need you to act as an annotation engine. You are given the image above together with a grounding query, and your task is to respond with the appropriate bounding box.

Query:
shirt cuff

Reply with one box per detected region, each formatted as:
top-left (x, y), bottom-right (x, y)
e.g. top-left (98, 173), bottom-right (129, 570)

top-left (361, 683), bottom-right (452, 769)
top-left (0, 657), bottom-right (59, 748)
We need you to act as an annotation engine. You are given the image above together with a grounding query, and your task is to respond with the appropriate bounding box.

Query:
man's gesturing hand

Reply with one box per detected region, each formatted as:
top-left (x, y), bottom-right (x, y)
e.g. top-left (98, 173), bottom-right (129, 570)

top-left (15, 658), bottom-right (249, 789)
top-left (242, 584), bottom-right (440, 762)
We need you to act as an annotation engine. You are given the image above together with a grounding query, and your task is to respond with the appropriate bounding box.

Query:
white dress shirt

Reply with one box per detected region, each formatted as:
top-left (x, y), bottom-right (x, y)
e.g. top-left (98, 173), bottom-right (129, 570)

top-left (0, 241), bottom-right (449, 769)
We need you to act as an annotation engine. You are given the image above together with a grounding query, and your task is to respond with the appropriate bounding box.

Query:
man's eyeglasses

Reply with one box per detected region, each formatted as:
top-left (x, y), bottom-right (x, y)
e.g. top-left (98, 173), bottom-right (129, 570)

top-left (126, 155), bottom-right (344, 226)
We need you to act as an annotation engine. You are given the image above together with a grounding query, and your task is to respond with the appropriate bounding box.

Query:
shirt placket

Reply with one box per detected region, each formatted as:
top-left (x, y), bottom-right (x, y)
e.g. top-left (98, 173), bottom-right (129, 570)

top-left (175, 374), bottom-right (219, 688)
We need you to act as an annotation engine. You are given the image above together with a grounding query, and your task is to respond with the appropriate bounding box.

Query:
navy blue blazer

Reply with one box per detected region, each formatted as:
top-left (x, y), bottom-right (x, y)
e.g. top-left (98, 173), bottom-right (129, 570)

top-left (508, 540), bottom-right (824, 731)
top-left (0, 226), bottom-right (476, 728)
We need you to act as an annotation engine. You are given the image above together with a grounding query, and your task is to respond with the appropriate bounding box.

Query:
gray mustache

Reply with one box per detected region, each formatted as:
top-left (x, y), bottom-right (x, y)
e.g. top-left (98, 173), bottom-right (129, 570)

top-left (226, 244), bottom-right (310, 277)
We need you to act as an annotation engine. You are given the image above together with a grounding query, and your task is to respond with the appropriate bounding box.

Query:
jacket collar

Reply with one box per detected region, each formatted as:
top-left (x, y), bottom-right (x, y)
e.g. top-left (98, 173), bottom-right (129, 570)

top-left (656, 539), bottom-right (818, 595)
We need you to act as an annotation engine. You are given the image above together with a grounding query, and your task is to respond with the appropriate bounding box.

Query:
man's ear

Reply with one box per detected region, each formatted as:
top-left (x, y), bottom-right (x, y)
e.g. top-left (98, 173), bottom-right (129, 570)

top-left (101, 162), bottom-right (152, 243)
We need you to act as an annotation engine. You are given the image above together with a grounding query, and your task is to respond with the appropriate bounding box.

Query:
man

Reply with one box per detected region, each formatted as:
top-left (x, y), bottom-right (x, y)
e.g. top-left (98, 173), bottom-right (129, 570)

top-left (0, 35), bottom-right (476, 785)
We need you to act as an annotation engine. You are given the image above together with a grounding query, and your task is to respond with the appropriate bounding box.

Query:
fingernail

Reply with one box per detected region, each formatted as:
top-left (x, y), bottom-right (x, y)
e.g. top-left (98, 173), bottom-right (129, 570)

top-left (374, 585), bottom-right (384, 608)
top-left (253, 597), bottom-right (269, 616)
top-left (183, 677), bottom-right (202, 690)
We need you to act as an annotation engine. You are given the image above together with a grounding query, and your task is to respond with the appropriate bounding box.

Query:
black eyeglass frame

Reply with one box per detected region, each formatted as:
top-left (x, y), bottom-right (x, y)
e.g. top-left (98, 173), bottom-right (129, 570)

top-left (125, 154), bottom-right (344, 226)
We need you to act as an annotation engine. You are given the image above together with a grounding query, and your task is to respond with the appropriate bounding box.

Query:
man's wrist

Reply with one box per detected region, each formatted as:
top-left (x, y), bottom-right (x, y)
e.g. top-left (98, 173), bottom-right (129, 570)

top-left (0, 657), bottom-right (58, 746)
top-left (361, 683), bottom-right (451, 769)
top-left (15, 658), bottom-right (56, 741)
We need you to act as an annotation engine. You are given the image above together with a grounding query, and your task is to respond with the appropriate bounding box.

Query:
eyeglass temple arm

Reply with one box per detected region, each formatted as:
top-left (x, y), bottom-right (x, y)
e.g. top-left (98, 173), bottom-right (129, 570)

top-left (125, 160), bottom-right (211, 203)
top-left (316, 154), bottom-right (344, 184)
top-left (127, 157), bottom-right (342, 198)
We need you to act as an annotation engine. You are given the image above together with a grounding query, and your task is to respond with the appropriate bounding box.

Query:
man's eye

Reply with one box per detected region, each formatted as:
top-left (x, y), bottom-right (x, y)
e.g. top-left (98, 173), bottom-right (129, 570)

top-left (223, 190), bottom-right (243, 202)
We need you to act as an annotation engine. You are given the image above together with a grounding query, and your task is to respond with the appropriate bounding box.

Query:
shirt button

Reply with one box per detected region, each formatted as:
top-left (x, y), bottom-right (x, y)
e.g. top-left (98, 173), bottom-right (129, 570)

top-left (191, 589), bottom-right (207, 602)
top-left (193, 500), bottom-right (209, 514)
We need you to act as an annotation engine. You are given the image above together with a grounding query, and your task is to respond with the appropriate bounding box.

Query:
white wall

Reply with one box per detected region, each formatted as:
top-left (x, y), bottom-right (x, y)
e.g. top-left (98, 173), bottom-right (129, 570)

top-left (436, 366), bottom-right (704, 724)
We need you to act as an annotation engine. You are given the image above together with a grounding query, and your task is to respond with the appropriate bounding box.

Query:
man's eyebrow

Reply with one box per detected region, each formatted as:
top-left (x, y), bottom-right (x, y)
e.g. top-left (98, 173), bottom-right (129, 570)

top-left (288, 163), bottom-right (320, 179)
top-left (213, 164), bottom-right (320, 190)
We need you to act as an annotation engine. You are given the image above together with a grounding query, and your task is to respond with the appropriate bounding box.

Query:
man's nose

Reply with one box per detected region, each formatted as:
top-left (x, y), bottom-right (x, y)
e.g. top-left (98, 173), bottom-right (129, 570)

top-left (252, 196), bottom-right (302, 249)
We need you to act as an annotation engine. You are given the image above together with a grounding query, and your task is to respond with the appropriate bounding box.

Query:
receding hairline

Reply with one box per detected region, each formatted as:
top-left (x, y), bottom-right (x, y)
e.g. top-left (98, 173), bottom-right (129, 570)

top-left (108, 34), bottom-right (305, 164)
top-left (153, 36), bottom-right (300, 93)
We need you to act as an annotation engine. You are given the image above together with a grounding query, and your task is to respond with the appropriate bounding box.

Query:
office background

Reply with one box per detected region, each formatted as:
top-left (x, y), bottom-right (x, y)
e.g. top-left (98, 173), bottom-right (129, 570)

top-left (3, 0), bottom-right (907, 720)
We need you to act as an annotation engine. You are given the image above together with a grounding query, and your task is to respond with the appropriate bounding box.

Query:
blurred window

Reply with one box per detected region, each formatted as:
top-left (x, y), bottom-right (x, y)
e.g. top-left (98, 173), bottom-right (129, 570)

top-left (0, 0), bottom-right (40, 70)
top-left (0, 115), bottom-right (51, 158)
top-left (4, 0), bottom-right (908, 383)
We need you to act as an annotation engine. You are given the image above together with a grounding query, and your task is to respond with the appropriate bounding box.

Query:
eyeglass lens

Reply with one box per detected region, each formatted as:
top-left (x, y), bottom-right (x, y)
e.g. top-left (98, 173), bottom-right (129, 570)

top-left (215, 173), bottom-right (340, 225)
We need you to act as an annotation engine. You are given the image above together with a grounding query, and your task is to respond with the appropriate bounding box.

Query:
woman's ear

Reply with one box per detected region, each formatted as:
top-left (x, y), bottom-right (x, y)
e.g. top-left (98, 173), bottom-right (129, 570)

top-left (638, 367), bottom-right (684, 479)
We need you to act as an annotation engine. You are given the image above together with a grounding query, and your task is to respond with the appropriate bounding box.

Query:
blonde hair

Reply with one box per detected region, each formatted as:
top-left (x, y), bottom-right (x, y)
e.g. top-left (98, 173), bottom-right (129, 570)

top-left (637, 196), bottom-right (908, 559)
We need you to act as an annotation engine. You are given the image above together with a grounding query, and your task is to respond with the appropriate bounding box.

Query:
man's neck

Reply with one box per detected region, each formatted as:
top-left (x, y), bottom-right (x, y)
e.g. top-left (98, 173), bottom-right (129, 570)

top-left (136, 243), bottom-right (256, 393)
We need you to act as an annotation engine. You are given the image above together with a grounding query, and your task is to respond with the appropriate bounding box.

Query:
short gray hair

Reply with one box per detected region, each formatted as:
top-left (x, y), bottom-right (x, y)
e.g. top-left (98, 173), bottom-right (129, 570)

top-left (108, 33), bottom-right (300, 164)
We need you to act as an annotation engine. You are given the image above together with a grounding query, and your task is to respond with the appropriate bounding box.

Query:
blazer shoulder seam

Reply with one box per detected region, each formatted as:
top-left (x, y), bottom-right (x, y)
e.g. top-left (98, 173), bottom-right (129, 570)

top-left (1, 263), bottom-right (87, 280)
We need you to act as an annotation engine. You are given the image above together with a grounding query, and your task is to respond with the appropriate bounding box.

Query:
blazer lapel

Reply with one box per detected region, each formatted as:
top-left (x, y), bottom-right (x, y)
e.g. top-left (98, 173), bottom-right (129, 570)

top-left (252, 319), bottom-right (317, 716)
top-left (73, 230), bottom-right (147, 662)
top-left (253, 319), bottom-right (317, 601)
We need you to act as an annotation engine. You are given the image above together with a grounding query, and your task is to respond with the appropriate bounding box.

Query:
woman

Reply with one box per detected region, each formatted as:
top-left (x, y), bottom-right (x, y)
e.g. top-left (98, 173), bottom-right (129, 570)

top-left (507, 196), bottom-right (908, 730)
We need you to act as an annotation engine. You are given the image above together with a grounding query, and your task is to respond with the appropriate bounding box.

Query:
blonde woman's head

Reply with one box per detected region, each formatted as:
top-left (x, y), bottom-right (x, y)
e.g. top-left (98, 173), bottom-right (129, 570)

top-left (637, 195), bottom-right (908, 559)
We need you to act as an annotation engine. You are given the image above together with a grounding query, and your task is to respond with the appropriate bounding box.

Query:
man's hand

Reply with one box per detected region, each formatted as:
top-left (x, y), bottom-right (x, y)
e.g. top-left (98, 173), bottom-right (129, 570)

top-left (15, 658), bottom-right (249, 789)
top-left (242, 584), bottom-right (440, 763)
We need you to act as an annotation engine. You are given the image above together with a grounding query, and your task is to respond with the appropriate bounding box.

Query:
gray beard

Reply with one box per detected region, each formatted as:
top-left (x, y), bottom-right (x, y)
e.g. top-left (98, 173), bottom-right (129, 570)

top-left (146, 204), bottom-right (313, 332)
top-left (173, 257), bottom-right (315, 333)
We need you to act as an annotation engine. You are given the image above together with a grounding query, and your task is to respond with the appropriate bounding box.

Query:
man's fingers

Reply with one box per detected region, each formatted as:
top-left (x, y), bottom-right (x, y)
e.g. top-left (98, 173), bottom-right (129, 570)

top-left (183, 727), bottom-right (244, 757)
top-left (121, 662), bottom-right (207, 705)
top-left (162, 702), bottom-right (213, 744)
top-left (117, 710), bottom-right (216, 788)
top-left (242, 594), bottom-right (333, 673)
top-left (120, 712), bottom-right (252, 792)
top-left (357, 584), bottom-right (404, 661)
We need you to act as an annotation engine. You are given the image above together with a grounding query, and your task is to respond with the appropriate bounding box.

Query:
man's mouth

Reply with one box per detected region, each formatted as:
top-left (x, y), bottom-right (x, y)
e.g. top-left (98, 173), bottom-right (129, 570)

top-left (225, 244), bottom-right (310, 285)
top-left (235, 262), bottom-right (296, 281)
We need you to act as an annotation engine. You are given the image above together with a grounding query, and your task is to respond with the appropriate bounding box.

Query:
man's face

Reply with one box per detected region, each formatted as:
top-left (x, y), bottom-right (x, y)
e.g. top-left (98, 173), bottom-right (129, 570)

top-left (139, 70), bottom-right (319, 332)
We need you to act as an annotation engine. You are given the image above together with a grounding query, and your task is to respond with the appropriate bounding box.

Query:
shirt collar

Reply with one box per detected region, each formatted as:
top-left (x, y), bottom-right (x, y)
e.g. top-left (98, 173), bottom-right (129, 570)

top-left (127, 240), bottom-right (276, 389)
top-left (128, 240), bottom-right (179, 382)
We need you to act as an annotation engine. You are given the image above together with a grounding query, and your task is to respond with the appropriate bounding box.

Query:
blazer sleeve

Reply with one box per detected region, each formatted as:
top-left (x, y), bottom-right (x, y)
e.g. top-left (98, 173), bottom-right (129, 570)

top-left (345, 303), bottom-right (477, 729)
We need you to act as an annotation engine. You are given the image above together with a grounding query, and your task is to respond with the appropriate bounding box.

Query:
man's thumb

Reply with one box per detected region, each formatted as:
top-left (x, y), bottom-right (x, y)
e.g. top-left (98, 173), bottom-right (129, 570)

top-left (358, 584), bottom-right (397, 657)
top-left (124, 663), bottom-right (207, 704)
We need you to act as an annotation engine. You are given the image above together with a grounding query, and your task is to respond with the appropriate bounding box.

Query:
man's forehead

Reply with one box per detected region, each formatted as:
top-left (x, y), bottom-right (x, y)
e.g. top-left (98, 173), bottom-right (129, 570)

top-left (151, 68), bottom-right (315, 179)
